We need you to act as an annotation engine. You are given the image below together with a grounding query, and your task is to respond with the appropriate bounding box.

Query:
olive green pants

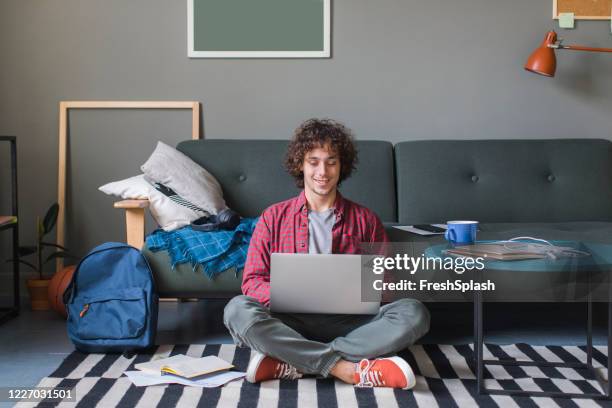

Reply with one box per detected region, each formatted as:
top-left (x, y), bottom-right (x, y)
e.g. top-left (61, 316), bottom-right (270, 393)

top-left (223, 295), bottom-right (430, 377)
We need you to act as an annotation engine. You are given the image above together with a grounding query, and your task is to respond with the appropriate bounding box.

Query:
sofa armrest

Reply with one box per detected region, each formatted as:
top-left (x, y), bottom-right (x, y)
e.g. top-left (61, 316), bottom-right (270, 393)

top-left (114, 199), bottom-right (149, 209)
top-left (114, 199), bottom-right (149, 248)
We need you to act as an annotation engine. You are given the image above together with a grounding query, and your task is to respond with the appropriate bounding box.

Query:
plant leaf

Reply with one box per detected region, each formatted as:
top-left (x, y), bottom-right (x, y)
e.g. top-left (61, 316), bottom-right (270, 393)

top-left (42, 203), bottom-right (59, 235)
top-left (18, 246), bottom-right (37, 257)
top-left (40, 242), bottom-right (67, 251)
top-left (44, 251), bottom-right (79, 264)
top-left (37, 217), bottom-right (45, 240)
top-left (6, 258), bottom-right (37, 271)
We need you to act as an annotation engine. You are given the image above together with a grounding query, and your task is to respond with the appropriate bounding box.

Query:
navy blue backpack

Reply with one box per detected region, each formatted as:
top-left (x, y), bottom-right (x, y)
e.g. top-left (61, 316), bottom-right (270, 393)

top-left (64, 242), bottom-right (158, 353)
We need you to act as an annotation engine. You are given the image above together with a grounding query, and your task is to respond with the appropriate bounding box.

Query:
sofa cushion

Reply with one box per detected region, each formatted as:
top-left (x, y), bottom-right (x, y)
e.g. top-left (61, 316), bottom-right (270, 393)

top-left (395, 139), bottom-right (612, 224)
top-left (142, 247), bottom-right (243, 298)
top-left (176, 139), bottom-right (397, 222)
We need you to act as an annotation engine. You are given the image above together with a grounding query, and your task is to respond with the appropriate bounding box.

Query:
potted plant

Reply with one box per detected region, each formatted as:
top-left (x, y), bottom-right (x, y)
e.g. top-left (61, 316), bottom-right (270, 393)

top-left (9, 203), bottom-right (77, 310)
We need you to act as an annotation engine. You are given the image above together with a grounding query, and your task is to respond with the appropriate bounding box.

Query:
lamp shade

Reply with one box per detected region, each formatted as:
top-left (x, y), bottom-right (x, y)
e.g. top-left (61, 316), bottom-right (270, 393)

top-left (524, 31), bottom-right (557, 77)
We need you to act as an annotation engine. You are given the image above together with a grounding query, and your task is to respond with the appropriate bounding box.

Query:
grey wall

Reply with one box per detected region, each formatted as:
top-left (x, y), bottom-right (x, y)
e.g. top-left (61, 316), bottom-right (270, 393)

top-left (1, 0), bottom-right (612, 296)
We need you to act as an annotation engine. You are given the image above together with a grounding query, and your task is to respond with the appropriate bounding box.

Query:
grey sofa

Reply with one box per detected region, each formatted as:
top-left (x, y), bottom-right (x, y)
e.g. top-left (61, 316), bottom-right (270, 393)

top-left (136, 139), bottom-right (396, 298)
top-left (114, 138), bottom-right (612, 298)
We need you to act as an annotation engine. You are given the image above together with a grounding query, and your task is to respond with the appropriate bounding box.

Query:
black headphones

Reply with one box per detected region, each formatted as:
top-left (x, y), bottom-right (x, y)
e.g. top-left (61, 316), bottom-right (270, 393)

top-left (191, 208), bottom-right (241, 232)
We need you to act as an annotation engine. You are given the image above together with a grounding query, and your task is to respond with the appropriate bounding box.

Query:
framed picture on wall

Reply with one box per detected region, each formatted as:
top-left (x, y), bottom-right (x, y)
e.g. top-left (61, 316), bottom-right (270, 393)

top-left (553, 0), bottom-right (611, 19)
top-left (187, 0), bottom-right (331, 58)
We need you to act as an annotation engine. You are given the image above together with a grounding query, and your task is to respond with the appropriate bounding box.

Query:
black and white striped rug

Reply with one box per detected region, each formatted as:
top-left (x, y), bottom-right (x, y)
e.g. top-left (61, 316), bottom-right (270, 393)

top-left (16, 343), bottom-right (612, 407)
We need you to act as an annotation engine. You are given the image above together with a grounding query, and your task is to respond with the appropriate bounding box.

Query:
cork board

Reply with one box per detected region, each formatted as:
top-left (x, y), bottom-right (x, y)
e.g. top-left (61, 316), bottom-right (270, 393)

top-left (553, 0), bottom-right (611, 19)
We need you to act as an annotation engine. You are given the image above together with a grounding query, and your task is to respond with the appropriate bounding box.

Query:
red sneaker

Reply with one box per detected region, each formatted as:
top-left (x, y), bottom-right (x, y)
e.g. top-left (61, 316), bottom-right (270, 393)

top-left (246, 352), bottom-right (303, 383)
top-left (354, 356), bottom-right (416, 389)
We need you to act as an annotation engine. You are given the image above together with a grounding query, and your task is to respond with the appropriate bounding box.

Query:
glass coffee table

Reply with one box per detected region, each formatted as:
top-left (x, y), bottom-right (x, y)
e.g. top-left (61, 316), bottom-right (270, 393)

top-left (416, 229), bottom-right (612, 400)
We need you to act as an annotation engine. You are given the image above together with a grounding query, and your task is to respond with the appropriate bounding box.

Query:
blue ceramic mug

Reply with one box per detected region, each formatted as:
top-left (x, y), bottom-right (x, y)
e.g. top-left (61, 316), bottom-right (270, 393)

top-left (445, 221), bottom-right (478, 245)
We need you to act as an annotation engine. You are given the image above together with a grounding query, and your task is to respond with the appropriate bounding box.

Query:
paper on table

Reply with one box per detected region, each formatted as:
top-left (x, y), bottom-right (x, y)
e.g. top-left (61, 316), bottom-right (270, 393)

top-left (558, 12), bottom-right (574, 29)
top-left (124, 370), bottom-right (245, 388)
top-left (445, 243), bottom-right (548, 261)
top-left (392, 224), bottom-right (447, 236)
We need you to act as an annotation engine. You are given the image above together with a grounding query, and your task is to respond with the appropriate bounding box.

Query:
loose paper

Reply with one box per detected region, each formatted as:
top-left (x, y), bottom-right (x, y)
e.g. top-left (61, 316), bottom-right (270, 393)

top-left (124, 370), bottom-right (245, 387)
top-left (559, 12), bottom-right (575, 29)
top-left (161, 356), bottom-right (233, 378)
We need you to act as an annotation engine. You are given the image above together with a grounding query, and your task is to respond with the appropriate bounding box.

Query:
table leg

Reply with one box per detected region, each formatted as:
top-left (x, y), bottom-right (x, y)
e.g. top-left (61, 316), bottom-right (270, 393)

top-left (474, 269), bottom-right (484, 394)
top-left (587, 268), bottom-right (593, 368)
top-left (604, 273), bottom-right (612, 398)
top-left (469, 248), bottom-right (611, 400)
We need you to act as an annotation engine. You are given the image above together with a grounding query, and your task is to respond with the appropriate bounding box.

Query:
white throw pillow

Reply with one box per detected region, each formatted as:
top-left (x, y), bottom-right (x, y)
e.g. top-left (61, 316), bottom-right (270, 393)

top-left (141, 141), bottom-right (226, 215)
top-left (99, 175), bottom-right (206, 231)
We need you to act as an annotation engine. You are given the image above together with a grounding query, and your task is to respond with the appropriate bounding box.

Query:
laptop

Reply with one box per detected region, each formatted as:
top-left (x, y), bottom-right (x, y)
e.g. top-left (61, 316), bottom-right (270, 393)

top-left (270, 253), bottom-right (381, 314)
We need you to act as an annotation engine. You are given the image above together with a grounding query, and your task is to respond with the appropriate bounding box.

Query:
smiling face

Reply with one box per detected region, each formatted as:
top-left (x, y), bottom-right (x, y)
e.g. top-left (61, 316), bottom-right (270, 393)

top-left (300, 144), bottom-right (341, 198)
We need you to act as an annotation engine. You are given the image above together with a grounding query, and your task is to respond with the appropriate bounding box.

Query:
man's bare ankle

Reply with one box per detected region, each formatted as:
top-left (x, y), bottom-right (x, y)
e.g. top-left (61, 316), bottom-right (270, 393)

top-left (330, 360), bottom-right (356, 384)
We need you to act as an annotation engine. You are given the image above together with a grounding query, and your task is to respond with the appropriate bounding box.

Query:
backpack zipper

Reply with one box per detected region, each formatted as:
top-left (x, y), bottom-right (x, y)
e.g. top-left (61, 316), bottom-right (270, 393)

top-left (79, 304), bottom-right (90, 317)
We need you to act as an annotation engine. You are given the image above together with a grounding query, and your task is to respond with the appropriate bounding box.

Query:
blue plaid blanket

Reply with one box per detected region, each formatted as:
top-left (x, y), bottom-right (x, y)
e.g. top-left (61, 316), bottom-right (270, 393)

top-left (146, 217), bottom-right (259, 279)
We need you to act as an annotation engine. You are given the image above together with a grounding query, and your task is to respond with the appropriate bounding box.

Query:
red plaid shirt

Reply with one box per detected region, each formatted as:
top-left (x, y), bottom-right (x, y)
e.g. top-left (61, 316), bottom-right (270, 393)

top-left (242, 190), bottom-right (389, 306)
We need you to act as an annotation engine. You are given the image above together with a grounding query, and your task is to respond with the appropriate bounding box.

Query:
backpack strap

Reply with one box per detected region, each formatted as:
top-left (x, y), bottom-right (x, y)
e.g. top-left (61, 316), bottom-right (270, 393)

top-left (63, 278), bottom-right (75, 305)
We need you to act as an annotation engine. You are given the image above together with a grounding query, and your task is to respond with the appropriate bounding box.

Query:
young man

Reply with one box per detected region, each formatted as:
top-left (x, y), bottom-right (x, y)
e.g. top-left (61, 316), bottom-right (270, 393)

top-left (223, 119), bottom-right (430, 389)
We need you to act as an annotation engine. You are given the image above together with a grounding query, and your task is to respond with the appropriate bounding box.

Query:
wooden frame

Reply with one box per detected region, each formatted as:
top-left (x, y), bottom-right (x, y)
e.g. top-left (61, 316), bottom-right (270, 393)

top-left (553, 0), bottom-right (611, 20)
top-left (57, 101), bottom-right (200, 268)
top-left (187, 0), bottom-right (331, 58)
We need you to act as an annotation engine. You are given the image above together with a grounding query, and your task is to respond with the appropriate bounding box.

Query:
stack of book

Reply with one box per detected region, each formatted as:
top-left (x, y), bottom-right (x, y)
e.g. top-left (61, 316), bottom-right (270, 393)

top-left (445, 243), bottom-right (549, 261)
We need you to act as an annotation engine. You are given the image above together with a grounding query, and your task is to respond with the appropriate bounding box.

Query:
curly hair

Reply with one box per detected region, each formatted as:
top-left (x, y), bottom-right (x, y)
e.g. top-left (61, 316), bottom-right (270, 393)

top-left (284, 118), bottom-right (358, 188)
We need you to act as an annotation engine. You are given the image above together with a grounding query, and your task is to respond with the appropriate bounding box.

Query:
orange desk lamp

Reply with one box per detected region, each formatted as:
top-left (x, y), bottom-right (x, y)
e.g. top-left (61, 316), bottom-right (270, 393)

top-left (524, 31), bottom-right (612, 77)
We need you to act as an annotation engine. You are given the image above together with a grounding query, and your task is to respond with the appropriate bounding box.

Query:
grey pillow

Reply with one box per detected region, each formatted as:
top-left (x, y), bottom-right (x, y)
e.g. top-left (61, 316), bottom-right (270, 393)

top-left (141, 141), bottom-right (226, 215)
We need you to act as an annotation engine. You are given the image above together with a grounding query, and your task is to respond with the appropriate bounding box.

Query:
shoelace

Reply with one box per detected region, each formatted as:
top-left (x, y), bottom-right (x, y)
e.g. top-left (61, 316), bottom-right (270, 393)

top-left (356, 359), bottom-right (385, 387)
top-left (276, 362), bottom-right (302, 380)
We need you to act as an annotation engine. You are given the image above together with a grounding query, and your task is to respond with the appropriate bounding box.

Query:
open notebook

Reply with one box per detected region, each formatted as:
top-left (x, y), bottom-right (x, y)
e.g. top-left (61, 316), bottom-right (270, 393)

top-left (135, 354), bottom-right (233, 379)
